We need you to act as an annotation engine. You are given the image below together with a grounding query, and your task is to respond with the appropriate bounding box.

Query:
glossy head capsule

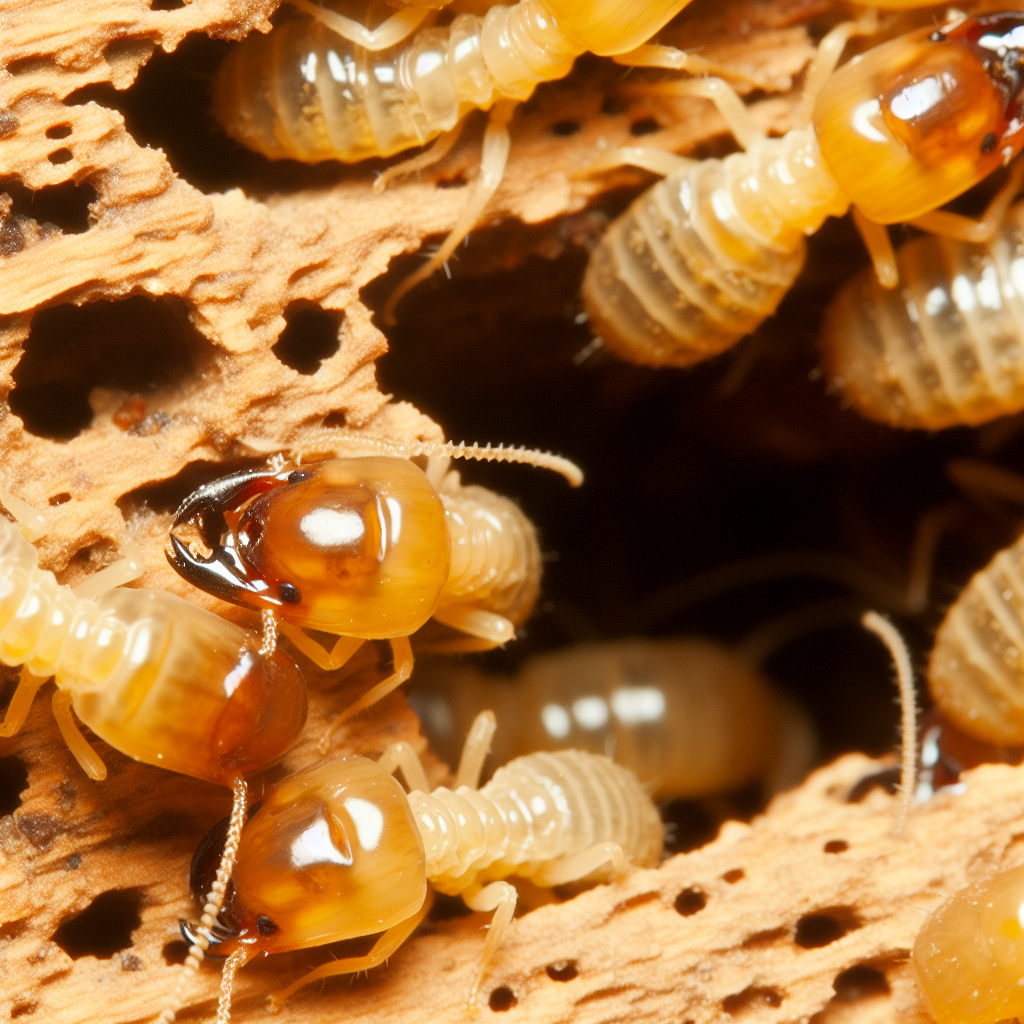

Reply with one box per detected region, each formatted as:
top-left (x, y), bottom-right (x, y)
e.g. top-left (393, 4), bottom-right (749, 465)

top-left (198, 756), bottom-right (427, 955)
top-left (170, 458), bottom-right (451, 638)
top-left (814, 14), bottom-right (1024, 223)
top-left (914, 863), bottom-right (1024, 1024)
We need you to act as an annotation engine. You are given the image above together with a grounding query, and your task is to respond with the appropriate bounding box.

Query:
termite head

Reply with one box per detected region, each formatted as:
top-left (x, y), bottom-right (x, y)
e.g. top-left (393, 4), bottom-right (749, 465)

top-left (189, 757), bottom-right (427, 957)
top-left (814, 13), bottom-right (1024, 223)
top-left (167, 457), bottom-right (451, 637)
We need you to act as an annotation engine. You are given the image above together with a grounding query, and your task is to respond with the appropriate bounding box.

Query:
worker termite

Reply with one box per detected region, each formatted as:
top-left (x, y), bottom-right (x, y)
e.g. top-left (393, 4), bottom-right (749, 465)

top-left (176, 710), bottom-right (662, 1024)
top-left (211, 0), bottom-right (773, 323)
top-left (0, 484), bottom-right (307, 787)
top-left (819, 187), bottom-right (1024, 430)
top-left (409, 637), bottom-right (817, 801)
top-left (581, 13), bottom-right (1024, 368)
top-left (166, 439), bottom-right (581, 741)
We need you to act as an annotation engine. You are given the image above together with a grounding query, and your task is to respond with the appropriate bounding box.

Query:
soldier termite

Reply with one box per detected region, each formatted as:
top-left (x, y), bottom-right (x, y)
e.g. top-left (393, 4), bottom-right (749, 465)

top-left (176, 710), bottom-right (662, 1023)
top-left (166, 439), bottom-right (580, 746)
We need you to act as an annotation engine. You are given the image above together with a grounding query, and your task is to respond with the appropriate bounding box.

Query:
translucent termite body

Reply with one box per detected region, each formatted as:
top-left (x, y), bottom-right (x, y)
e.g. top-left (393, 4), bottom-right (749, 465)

top-left (0, 505), bottom-right (306, 785)
top-left (582, 13), bottom-right (1024, 368)
top-left (820, 198), bottom-right (1024, 430)
top-left (187, 711), bottom-right (662, 1019)
top-left (913, 863), bottom-right (1024, 1024)
top-left (410, 638), bottom-right (816, 800)
top-left (212, 0), bottom-right (693, 164)
top-left (928, 533), bottom-right (1024, 747)
top-left (167, 447), bottom-right (580, 731)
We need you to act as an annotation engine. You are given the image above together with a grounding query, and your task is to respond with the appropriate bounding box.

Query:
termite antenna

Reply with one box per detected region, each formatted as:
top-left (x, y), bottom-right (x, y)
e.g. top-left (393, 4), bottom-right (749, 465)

top-left (155, 776), bottom-right (249, 1024)
top-left (327, 436), bottom-right (584, 487)
top-left (861, 611), bottom-right (917, 835)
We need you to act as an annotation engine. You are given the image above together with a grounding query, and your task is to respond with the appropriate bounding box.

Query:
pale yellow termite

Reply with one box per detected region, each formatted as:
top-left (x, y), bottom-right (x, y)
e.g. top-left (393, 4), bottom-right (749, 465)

top-left (176, 711), bottom-right (663, 1023)
top-left (820, 191), bottom-right (1024, 430)
top-left (409, 637), bottom-right (817, 801)
top-left (211, 0), bottom-right (769, 321)
top-left (581, 13), bottom-right (1024, 368)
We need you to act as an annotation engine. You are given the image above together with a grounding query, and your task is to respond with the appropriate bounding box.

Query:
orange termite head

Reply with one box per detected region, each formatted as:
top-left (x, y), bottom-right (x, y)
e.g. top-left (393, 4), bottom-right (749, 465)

top-left (167, 458), bottom-right (452, 637)
top-left (187, 757), bottom-right (427, 958)
top-left (814, 12), bottom-right (1024, 223)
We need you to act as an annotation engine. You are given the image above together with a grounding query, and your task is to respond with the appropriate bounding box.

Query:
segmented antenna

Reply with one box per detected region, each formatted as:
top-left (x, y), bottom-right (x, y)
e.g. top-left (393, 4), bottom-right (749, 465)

top-left (329, 436), bottom-right (584, 487)
top-left (861, 612), bottom-right (917, 835)
top-left (155, 776), bottom-right (249, 1023)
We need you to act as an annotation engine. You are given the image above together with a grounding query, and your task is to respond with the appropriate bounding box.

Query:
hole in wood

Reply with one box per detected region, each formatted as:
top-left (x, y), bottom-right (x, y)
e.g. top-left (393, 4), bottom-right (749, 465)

top-left (550, 120), bottom-right (581, 137)
top-left (722, 986), bottom-right (782, 1015)
top-left (630, 117), bottom-right (661, 136)
top-left (674, 887), bottom-right (708, 917)
top-left (46, 123), bottom-right (72, 139)
top-left (12, 295), bottom-right (214, 441)
top-left (546, 960), bottom-right (578, 982)
top-left (0, 755), bottom-right (30, 816)
top-left (47, 148), bottom-right (73, 164)
top-left (52, 889), bottom-right (144, 960)
top-left (833, 964), bottom-right (889, 1001)
top-left (824, 839), bottom-right (848, 854)
top-left (489, 986), bottom-right (517, 1011)
top-left (0, 175), bottom-right (96, 235)
top-left (794, 907), bottom-right (861, 949)
top-left (722, 868), bottom-right (745, 883)
top-left (273, 301), bottom-right (343, 375)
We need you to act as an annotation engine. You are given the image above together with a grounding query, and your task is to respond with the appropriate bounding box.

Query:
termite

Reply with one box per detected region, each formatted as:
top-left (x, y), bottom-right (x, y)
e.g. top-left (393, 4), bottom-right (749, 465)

top-left (175, 710), bottom-right (662, 1024)
top-left (410, 637), bottom-right (816, 801)
top-left (913, 861), bottom-right (1024, 1024)
top-left (211, 0), bottom-right (775, 323)
top-left (0, 484), bottom-right (306, 787)
top-left (580, 13), bottom-right (1024, 368)
top-left (165, 439), bottom-right (581, 742)
top-left (819, 185), bottom-right (1024, 430)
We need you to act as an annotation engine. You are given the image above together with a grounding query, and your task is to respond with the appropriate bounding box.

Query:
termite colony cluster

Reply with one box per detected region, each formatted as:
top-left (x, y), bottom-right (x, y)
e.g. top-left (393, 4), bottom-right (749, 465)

top-left (7, 0), bottom-right (1024, 1022)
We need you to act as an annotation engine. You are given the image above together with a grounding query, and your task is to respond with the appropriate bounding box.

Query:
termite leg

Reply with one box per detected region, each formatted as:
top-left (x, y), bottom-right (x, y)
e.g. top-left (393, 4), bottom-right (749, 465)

top-left (578, 144), bottom-right (694, 179)
top-left (52, 690), bottom-right (107, 780)
top-left (0, 668), bottom-right (48, 738)
top-left (904, 503), bottom-right (964, 614)
top-left (852, 207), bottom-right (898, 288)
top-left (612, 45), bottom-right (770, 89)
top-left (383, 101), bottom-right (516, 325)
top-left (0, 484), bottom-right (53, 542)
top-left (278, 623), bottom-right (364, 671)
top-left (319, 636), bottom-right (414, 752)
top-left (464, 881), bottom-right (518, 1009)
top-left (532, 842), bottom-right (629, 886)
top-left (286, 0), bottom-right (429, 51)
top-left (71, 541), bottom-right (146, 599)
top-left (454, 710), bottom-right (497, 790)
top-left (795, 13), bottom-right (878, 123)
top-left (946, 457), bottom-right (1024, 505)
top-left (378, 741), bottom-right (430, 793)
top-left (374, 121), bottom-right (466, 194)
top-left (267, 891), bottom-right (434, 1012)
top-left (431, 606), bottom-right (516, 647)
top-left (624, 77), bottom-right (766, 152)
top-left (907, 157), bottom-right (1024, 244)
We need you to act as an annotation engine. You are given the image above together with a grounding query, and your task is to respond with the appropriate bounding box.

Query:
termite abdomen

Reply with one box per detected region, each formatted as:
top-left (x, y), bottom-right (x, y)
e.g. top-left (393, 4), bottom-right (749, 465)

top-left (821, 202), bottom-right (1024, 430)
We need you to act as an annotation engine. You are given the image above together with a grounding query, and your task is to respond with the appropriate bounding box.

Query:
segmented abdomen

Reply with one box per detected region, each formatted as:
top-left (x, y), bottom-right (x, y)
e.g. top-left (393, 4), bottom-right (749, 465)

top-left (212, 18), bottom-right (463, 162)
top-left (0, 517), bottom-right (102, 678)
top-left (929, 535), bottom-right (1024, 745)
top-left (820, 204), bottom-right (1024, 430)
top-left (410, 749), bottom-right (663, 894)
top-left (582, 127), bottom-right (846, 368)
top-left (439, 484), bottom-right (541, 627)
